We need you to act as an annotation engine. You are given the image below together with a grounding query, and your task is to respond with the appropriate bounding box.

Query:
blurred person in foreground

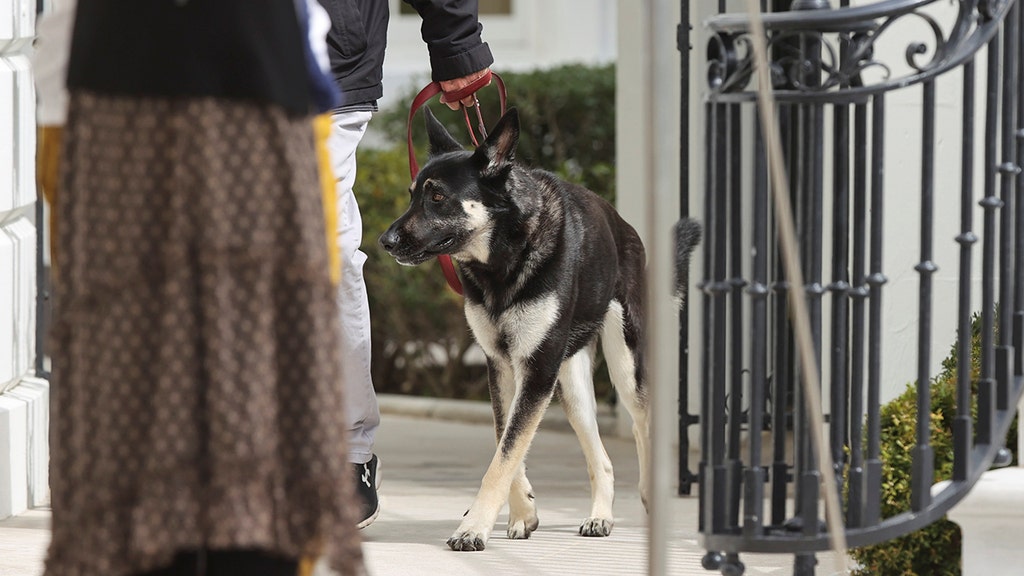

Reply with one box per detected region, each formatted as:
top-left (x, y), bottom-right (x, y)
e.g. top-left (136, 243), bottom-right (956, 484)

top-left (36, 1), bottom-right (363, 575)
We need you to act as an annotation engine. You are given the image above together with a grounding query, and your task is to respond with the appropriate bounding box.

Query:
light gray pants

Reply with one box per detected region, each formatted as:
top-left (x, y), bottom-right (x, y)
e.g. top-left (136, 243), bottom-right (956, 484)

top-left (326, 109), bottom-right (378, 465)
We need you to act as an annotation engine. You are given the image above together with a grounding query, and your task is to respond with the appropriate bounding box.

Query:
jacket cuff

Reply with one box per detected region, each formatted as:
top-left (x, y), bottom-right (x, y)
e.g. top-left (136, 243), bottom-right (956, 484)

top-left (429, 43), bottom-right (495, 82)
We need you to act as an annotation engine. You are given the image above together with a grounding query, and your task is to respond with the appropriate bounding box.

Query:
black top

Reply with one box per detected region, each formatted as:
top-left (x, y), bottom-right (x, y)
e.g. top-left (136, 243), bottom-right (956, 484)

top-left (67, 0), bottom-right (315, 116)
top-left (317, 0), bottom-right (493, 110)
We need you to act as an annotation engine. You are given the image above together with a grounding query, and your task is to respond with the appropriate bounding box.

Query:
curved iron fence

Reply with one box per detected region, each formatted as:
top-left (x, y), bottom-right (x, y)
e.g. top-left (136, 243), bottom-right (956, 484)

top-left (691, 0), bottom-right (1023, 573)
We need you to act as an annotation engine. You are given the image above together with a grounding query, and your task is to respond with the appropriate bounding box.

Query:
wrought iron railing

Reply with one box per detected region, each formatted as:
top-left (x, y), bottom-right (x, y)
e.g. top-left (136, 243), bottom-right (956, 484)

top-left (687, 0), bottom-right (1024, 573)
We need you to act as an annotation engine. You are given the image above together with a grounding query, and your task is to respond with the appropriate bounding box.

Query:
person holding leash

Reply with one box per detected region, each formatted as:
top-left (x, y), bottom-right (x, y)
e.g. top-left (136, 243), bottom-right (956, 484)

top-left (316, 0), bottom-right (494, 529)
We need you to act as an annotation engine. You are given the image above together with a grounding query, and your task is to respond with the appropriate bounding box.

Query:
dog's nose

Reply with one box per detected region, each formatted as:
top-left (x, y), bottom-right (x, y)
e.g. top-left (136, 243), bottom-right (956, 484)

top-left (378, 228), bottom-right (399, 253)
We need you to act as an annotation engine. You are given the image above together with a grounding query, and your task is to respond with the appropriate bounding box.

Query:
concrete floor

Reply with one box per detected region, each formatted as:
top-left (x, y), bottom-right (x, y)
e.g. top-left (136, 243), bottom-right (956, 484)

top-left (1, 400), bottom-right (818, 575)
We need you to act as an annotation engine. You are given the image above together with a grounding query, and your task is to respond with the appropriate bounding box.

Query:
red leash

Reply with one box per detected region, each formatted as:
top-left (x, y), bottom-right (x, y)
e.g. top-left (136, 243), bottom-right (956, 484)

top-left (406, 70), bottom-right (507, 296)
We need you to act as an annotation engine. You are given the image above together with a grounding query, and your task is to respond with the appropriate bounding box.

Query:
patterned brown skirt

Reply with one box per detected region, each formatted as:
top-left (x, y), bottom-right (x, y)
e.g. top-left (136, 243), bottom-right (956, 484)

top-left (45, 92), bottom-right (363, 576)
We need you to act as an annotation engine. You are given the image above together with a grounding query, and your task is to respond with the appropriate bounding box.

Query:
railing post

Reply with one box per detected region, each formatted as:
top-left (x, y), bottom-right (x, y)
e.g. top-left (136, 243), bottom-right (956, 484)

top-left (743, 115), bottom-right (768, 538)
top-left (864, 92), bottom-right (886, 528)
top-left (911, 80), bottom-right (937, 513)
top-left (954, 58), bottom-right (977, 483)
top-left (1015, 0), bottom-right (1024, 379)
top-left (677, 0), bottom-right (699, 498)
top-left (997, 0), bottom-right (1020, 415)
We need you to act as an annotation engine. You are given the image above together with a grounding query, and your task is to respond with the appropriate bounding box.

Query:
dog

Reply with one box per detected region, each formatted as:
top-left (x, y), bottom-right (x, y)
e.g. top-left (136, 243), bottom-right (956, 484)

top-left (379, 106), bottom-right (701, 551)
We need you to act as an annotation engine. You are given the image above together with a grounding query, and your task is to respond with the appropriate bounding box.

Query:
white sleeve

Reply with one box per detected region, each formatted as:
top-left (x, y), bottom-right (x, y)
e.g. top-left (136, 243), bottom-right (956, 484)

top-left (304, 0), bottom-right (332, 75)
top-left (32, 0), bottom-right (77, 126)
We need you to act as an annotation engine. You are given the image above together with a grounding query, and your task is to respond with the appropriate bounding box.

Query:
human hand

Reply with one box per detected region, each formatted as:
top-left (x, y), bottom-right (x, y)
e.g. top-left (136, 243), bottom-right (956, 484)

top-left (439, 68), bottom-right (491, 110)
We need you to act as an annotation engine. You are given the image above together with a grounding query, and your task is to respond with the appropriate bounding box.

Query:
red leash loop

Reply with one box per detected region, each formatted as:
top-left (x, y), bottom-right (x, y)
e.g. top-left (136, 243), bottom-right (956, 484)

top-left (405, 70), bottom-right (507, 296)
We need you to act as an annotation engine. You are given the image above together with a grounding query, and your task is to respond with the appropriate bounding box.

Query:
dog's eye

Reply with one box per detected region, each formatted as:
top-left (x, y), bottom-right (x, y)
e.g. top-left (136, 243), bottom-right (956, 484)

top-left (422, 179), bottom-right (445, 202)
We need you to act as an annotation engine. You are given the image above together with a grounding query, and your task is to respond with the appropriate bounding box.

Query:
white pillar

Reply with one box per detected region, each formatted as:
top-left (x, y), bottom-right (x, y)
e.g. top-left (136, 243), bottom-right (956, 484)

top-left (1, 0), bottom-right (50, 519)
top-left (614, 0), bottom-right (684, 441)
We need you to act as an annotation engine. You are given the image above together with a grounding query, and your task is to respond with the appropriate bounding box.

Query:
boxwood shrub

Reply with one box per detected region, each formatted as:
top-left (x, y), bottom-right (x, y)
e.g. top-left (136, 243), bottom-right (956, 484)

top-left (851, 311), bottom-right (1018, 575)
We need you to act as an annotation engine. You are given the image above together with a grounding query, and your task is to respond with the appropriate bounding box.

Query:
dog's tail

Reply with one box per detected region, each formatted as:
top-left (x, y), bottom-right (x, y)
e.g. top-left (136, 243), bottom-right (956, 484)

top-left (674, 217), bottom-right (702, 305)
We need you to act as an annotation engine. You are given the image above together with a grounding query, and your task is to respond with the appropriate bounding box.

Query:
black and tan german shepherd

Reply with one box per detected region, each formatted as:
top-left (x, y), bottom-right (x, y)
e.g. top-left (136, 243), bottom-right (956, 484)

top-left (379, 107), bottom-right (701, 551)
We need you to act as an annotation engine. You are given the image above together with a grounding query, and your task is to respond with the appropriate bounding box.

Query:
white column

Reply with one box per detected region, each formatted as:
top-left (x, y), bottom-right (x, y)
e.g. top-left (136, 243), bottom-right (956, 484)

top-left (614, 0), bottom-right (684, 440)
top-left (0, 0), bottom-right (49, 520)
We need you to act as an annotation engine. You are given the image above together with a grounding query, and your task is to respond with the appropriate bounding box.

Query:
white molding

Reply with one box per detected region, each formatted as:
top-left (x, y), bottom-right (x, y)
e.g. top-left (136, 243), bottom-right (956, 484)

top-left (0, 377), bottom-right (49, 520)
top-left (0, 55), bottom-right (15, 214)
top-left (1, 0), bottom-right (44, 518)
top-left (8, 219), bottom-right (35, 384)
top-left (0, 226), bottom-right (15, 390)
top-left (13, 52), bottom-right (34, 208)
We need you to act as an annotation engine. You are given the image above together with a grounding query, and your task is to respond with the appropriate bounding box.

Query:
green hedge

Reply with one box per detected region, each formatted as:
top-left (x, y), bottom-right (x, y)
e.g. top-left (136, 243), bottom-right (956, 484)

top-left (850, 311), bottom-right (1018, 575)
top-left (357, 63), bottom-right (616, 400)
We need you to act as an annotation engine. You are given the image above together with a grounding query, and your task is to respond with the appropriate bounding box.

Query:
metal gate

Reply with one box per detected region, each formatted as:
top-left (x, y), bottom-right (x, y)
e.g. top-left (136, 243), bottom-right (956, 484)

top-left (686, 0), bottom-right (1024, 573)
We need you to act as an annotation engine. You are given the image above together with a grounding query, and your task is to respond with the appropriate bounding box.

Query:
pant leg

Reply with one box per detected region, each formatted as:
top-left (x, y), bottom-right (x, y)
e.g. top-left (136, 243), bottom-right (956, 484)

top-left (326, 109), bottom-right (378, 465)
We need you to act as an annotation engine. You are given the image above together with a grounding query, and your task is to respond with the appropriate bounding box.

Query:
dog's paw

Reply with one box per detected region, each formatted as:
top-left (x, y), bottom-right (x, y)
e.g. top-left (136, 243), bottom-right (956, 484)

top-left (507, 514), bottom-right (540, 539)
top-left (579, 517), bottom-right (613, 537)
top-left (447, 530), bottom-right (488, 551)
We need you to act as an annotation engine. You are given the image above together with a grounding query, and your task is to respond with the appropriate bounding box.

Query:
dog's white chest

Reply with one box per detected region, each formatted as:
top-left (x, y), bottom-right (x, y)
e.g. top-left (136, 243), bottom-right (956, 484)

top-left (465, 295), bottom-right (560, 362)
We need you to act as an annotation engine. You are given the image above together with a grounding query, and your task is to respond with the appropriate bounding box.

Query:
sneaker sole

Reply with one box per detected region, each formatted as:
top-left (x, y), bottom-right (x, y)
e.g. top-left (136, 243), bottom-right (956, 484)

top-left (357, 503), bottom-right (380, 530)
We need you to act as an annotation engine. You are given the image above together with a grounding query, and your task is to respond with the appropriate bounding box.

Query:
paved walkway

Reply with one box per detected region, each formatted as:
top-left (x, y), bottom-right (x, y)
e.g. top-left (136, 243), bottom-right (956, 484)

top-left (0, 397), bottom-right (808, 576)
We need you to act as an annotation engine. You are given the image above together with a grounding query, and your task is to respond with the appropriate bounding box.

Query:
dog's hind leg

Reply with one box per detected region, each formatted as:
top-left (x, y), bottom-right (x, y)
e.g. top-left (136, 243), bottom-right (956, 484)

top-left (486, 360), bottom-right (540, 540)
top-left (601, 300), bottom-right (651, 512)
top-left (558, 344), bottom-right (615, 537)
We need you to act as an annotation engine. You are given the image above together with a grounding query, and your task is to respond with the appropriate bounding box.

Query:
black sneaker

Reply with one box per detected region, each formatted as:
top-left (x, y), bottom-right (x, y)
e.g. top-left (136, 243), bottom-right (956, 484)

top-left (354, 455), bottom-right (381, 529)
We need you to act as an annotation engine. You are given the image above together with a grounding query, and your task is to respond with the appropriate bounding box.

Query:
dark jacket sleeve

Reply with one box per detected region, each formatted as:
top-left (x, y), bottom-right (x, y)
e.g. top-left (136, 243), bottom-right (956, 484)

top-left (402, 0), bottom-right (494, 81)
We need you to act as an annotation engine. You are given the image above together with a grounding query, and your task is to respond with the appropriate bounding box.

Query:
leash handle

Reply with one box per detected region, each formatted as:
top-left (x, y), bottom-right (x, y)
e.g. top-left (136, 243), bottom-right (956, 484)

top-left (405, 70), bottom-right (507, 296)
top-left (438, 70), bottom-right (495, 106)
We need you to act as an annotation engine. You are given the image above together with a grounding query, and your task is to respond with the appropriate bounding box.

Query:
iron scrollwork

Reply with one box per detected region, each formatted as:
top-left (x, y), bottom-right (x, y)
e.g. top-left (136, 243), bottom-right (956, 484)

top-left (705, 0), bottom-right (1013, 101)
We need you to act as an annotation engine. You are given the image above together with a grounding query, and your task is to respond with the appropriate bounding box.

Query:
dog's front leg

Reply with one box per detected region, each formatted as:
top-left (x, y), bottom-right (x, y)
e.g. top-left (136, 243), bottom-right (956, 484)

top-left (448, 365), bottom-right (557, 551)
top-left (487, 360), bottom-right (540, 540)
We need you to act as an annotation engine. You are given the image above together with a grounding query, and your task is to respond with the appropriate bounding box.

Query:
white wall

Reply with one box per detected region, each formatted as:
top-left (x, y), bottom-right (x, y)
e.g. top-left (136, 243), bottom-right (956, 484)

top-left (1, 0), bottom-right (48, 519)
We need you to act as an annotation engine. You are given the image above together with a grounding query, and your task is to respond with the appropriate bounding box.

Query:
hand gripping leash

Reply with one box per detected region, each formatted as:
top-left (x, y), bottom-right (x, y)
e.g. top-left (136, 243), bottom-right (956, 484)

top-left (406, 70), bottom-right (507, 296)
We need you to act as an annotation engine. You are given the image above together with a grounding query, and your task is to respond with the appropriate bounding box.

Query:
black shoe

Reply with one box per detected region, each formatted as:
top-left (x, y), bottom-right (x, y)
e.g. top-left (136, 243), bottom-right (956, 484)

top-left (354, 455), bottom-right (381, 529)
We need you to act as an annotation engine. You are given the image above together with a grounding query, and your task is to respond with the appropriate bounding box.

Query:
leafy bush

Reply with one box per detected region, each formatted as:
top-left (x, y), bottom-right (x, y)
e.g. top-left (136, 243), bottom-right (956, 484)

top-left (357, 63), bottom-right (616, 400)
top-left (850, 310), bottom-right (1018, 575)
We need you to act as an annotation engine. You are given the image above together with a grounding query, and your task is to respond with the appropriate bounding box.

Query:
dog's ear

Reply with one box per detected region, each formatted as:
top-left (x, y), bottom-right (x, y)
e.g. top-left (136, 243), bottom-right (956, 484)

top-left (475, 107), bottom-right (519, 177)
top-left (424, 107), bottom-right (464, 156)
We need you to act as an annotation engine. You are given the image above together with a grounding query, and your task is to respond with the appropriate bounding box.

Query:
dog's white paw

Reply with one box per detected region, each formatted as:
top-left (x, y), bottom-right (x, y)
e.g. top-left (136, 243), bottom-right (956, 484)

top-left (447, 528), bottom-right (490, 551)
top-left (579, 517), bottom-right (613, 537)
top-left (507, 513), bottom-right (539, 539)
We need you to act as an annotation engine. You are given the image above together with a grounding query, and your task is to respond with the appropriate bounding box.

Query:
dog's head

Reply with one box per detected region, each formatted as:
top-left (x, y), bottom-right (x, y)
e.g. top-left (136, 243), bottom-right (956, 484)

top-left (378, 107), bottom-right (520, 266)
